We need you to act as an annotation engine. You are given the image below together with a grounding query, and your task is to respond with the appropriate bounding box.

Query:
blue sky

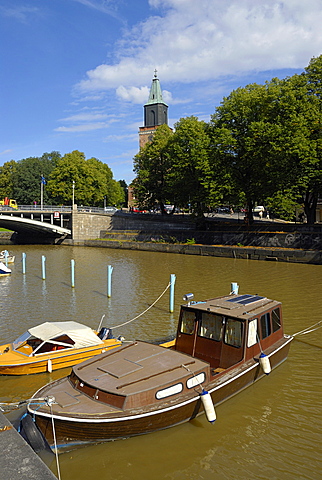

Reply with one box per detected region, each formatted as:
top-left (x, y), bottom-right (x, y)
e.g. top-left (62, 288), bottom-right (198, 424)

top-left (1, 0), bottom-right (322, 184)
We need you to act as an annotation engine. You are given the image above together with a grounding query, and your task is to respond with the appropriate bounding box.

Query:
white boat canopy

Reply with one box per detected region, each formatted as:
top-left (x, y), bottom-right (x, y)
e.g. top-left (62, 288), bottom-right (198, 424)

top-left (28, 321), bottom-right (103, 349)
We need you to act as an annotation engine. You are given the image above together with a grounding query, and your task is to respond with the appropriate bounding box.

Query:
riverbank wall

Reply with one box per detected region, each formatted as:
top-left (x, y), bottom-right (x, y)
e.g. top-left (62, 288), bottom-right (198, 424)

top-left (83, 213), bottom-right (322, 264)
top-left (84, 238), bottom-right (322, 264)
top-left (2, 212), bottom-right (322, 264)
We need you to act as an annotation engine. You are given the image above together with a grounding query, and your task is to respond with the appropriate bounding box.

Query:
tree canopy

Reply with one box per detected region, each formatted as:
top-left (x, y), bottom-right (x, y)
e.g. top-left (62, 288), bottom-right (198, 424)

top-left (0, 150), bottom-right (124, 207)
top-left (133, 55), bottom-right (322, 224)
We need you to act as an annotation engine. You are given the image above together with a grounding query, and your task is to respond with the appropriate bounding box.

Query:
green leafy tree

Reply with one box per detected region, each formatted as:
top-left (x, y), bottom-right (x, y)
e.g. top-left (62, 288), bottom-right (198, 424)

top-left (11, 152), bottom-right (60, 204)
top-left (118, 180), bottom-right (128, 208)
top-left (210, 83), bottom-right (280, 222)
top-left (0, 160), bottom-right (17, 199)
top-left (167, 117), bottom-right (212, 215)
top-left (133, 124), bottom-right (173, 212)
top-left (47, 150), bottom-right (123, 206)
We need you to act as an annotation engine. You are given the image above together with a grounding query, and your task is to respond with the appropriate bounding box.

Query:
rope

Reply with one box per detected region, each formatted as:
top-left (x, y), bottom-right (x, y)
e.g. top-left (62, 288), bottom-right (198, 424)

top-left (111, 279), bottom-right (173, 330)
top-left (49, 402), bottom-right (61, 480)
top-left (292, 320), bottom-right (322, 337)
top-left (0, 397), bottom-right (50, 412)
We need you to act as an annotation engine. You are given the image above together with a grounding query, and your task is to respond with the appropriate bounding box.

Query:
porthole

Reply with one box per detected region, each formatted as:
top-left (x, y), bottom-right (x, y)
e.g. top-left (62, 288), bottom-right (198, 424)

top-left (186, 372), bottom-right (206, 389)
top-left (156, 383), bottom-right (183, 399)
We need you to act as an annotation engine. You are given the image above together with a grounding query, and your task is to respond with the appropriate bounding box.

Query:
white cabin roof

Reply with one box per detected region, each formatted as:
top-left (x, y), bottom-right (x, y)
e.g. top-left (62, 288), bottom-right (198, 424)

top-left (28, 321), bottom-right (103, 348)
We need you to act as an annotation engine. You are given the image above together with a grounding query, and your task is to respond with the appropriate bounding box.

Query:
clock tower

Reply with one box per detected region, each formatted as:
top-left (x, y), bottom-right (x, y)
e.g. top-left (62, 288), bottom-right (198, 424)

top-left (139, 70), bottom-right (168, 149)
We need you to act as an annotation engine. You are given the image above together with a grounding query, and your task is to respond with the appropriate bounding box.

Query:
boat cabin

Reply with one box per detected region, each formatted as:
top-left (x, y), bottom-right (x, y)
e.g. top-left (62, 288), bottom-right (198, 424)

top-left (174, 294), bottom-right (283, 373)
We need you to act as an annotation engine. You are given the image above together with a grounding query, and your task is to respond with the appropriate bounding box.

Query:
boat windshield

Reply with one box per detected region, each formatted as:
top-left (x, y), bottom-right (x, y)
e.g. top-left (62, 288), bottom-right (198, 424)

top-left (12, 331), bottom-right (31, 350)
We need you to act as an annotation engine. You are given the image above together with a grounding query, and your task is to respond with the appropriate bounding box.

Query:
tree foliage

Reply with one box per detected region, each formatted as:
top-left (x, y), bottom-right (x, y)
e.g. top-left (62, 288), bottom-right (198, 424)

top-left (0, 160), bottom-right (17, 199)
top-left (133, 124), bottom-right (173, 213)
top-left (11, 152), bottom-right (60, 204)
top-left (47, 150), bottom-right (124, 207)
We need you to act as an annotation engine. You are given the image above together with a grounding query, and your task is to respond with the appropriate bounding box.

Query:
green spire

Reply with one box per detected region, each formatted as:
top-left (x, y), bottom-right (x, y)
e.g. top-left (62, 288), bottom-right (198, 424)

top-left (145, 69), bottom-right (168, 106)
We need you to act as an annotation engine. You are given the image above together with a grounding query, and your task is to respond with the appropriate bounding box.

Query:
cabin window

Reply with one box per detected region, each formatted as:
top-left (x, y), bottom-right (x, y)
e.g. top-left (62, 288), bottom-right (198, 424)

top-left (199, 313), bottom-right (223, 341)
top-left (180, 310), bottom-right (196, 335)
top-left (224, 318), bottom-right (243, 347)
top-left (186, 372), bottom-right (206, 389)
top-left (272, 308), bottom-right (281, 332)
top-left (156, 383), bottom-right (183, 399)
top-left (260, 313), bottom-right (271, 339)
top-left (247, 319), bottom-right (258, 347)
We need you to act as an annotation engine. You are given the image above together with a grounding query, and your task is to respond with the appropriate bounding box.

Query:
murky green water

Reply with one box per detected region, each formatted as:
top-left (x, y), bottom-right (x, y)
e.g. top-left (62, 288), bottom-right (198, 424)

top-left (1, 245), bottom-right (321, 479)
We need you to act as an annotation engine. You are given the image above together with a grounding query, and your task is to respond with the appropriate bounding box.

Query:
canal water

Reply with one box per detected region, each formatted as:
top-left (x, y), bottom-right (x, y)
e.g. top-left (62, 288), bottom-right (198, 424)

top-left (0, 245), bottom-right (321, 480)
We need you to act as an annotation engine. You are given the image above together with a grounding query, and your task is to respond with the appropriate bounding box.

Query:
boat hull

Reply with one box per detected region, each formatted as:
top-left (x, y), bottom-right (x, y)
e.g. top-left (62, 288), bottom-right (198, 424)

top-left (0, 340), bottom-right (121, 375)
top-left (30, 335), bottom-right (293, 449)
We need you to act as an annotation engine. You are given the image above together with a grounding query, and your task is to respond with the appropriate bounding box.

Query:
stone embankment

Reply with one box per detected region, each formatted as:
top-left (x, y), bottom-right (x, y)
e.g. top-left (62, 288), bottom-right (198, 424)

top-left (2, 212), bottom-right (322, 264)
top-left (83, 213), bottom-right (322, 265)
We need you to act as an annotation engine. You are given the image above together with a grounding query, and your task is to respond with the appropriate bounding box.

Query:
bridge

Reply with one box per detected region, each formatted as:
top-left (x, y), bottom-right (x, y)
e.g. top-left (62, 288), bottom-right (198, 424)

top-left (0, 205), bottom-right (113, 243)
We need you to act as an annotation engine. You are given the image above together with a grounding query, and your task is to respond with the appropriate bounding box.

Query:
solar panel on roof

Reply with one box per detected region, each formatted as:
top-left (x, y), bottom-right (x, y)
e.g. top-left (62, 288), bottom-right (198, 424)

top-left (227, 295), bottom-right (253, 303)
top-left (227, 294), bottom-right (264, 305)
top-left (238, 295), bottom-right (264, 305)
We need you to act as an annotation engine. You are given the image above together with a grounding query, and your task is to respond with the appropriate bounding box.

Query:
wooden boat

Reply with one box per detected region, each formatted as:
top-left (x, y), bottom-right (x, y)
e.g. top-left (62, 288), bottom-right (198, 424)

top-left (0, 250), bottom-right (15, 264)
top-left (0, 261), bottom-right (11, 276)
top-left (26, 290), bottom-right (293, 450)
top-left (0, 322), bottom-right (122, 375)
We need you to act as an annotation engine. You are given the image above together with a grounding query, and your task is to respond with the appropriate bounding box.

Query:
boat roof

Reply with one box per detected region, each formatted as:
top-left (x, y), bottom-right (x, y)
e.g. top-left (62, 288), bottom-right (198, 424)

top-left (74, 341), bottom-right (208, 396)
top-left (185, 294), bottom-right (281, 320)
top-left (28, 321), bottom-right (103, 348)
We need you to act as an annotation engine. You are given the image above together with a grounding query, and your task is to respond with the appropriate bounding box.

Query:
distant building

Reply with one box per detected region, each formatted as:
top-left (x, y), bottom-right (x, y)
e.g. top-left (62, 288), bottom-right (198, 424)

top-left (129, 71), bottom-right (169, 207)
top-left (138, 69), bottom-right (169, 149)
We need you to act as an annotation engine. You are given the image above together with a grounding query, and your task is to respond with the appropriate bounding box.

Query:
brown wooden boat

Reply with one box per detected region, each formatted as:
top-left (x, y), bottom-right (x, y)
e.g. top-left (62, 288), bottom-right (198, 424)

top-left (25, 290), bottom-right (293, 450)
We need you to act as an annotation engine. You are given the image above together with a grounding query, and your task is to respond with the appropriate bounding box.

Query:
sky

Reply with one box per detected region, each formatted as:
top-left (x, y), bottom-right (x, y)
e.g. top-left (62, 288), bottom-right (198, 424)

top-left (1, 0), bottom-right (322, 184)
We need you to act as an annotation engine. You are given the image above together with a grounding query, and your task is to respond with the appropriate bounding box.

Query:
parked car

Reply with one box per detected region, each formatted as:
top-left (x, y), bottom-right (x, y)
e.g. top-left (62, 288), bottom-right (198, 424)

top-left (253, 206), bottom-right (265, 213)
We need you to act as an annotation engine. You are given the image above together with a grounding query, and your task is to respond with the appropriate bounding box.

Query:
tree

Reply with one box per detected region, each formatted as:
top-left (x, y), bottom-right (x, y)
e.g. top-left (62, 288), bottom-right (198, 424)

top-left (0, 160), bottom-right (17, 199)
top-left (167, 117), bottom-right (212, 215)
top-left (118, 180), bottom-right (128, 208)
top-left (47, 150), bottom-right (124, 206)
top-left (300, 56), bottom-right (322, 223)
top-left (11, 152), bottom-right (60, 204)
top-left (210, 83), bottom-right (279, 222)
top-left (133, 124), bottom-right (173, 213)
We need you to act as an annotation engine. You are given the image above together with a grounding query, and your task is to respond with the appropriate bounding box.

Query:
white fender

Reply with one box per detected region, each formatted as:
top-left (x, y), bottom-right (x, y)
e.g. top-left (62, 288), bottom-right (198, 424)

top-left (47, 359), bottom-right (52, 373)
top-left (259, 353), bottom-right (271, 375)
top-left (200, 390), bottom-right (216, 423)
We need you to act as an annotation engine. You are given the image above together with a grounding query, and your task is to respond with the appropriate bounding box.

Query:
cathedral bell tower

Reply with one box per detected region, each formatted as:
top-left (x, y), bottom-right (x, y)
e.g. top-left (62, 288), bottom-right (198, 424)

top-left (139, 70), bottom-right (168, 149)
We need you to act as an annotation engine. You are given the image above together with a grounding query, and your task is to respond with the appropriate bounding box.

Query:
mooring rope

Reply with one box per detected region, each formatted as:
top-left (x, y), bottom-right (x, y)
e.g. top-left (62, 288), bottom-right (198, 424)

top-left (111, 279), bottom-right (174, 330)
top-left (292, 320), bottom-right (322, 337)
top-left (0, 397), bottom-right (50, 412)
top-left (49, 400), bottom-right (62, 480)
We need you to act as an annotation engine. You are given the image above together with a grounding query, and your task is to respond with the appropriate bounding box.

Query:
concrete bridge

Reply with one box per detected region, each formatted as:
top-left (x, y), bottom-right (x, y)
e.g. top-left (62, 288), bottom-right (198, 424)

top-left (0, 206), bottom-right (112, 244)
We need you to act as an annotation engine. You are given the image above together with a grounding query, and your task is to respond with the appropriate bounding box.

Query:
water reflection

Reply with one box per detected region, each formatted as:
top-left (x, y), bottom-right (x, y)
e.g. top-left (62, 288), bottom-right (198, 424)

top-left (0, 245), bottom-right (321, 480)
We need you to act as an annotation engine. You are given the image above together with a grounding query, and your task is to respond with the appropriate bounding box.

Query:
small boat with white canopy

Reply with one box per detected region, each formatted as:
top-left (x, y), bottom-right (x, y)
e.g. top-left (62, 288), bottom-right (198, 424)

top-left (0, 321), bottom-right (122, 375)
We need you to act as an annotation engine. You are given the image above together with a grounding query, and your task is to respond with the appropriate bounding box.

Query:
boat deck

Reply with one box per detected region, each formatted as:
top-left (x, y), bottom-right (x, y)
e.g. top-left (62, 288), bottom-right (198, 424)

top-left (36, 342), bottom-right (210, 417)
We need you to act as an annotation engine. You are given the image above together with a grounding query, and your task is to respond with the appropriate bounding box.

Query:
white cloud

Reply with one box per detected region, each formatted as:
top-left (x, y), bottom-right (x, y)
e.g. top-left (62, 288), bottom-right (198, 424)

top-left (0, 149), bottom-right (13, 156)
top-left (116, 85), bottom-right (150, 104)
top-left (71, 0), bottom-right (122, 20)
top-left (0, 5), bottom-right (40, 23)
top-left (55, 123), bottom-right (107, 133)
top-left (59, 113), bottom-right (110, 122)
top-left (77, 0), bottom-right (322, 96)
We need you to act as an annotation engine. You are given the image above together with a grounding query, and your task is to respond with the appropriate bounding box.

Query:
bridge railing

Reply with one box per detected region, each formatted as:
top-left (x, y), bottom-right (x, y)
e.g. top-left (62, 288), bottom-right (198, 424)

top-left (17, 205), bottom-right (106, 213)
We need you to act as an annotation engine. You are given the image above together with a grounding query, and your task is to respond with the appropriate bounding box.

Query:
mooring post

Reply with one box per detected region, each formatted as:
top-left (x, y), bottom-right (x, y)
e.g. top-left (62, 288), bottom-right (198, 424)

top-left (169, 273), bottom-right (176, 313)
top-left (4, 250), bottom-right (9, 267)
top-left (41, 255), bottom-right (46, 280)
top-left (22, 252), bottom-right (26, 274)
top-left (71, 259), bottom-right (75, 288)
top-left (107, 265), bottom-right (114, 297)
